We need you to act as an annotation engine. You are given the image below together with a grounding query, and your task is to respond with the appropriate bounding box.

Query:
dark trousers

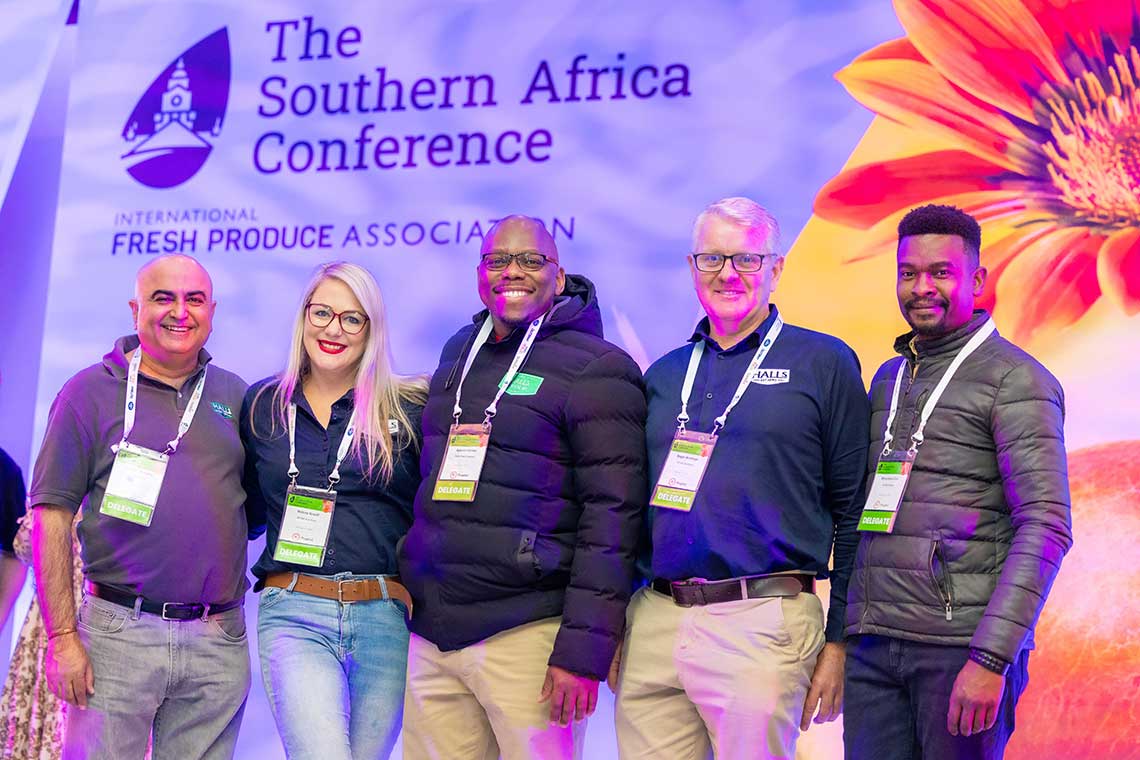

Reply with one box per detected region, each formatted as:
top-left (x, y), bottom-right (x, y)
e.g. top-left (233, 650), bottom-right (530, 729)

top-left (844, 635), bottom-right (1030, 760)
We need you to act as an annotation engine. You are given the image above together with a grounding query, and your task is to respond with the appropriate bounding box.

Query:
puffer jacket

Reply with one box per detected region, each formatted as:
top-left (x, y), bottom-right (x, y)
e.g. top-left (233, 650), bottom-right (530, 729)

top-left (846, 310), bottom-right (1072, 663)
top-left (398, 274), bottom-right (648, 679)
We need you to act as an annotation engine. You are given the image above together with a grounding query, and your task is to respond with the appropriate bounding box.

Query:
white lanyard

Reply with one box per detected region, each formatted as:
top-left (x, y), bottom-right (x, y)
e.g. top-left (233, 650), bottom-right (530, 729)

top-left (288, 402), bottom-right (357, 488)
top-left (678, 315), bottom-right (784, 433)
top-left (882, 318), bottom-right (996, 455)
top-left (452, 314), bottom-right (546, 425)
top-left (117, 348), bottom-right (207, 455)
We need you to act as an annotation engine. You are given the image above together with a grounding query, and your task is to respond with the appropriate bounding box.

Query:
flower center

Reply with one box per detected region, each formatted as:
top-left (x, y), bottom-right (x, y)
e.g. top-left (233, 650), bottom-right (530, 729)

top-left (1042, 48), bottom-right (1140, 228)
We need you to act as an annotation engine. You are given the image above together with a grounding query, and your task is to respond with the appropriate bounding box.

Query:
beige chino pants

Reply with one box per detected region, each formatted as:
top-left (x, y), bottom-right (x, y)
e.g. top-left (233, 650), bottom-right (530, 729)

top-left (615, 586), bottom-right (825, 760)
top-left (402, 617), bottom-right (586, 760)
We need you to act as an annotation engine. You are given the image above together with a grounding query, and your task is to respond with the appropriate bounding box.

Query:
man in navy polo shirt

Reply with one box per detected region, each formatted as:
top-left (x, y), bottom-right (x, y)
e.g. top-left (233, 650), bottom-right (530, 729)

top-left (613, 197), bottom-right (869, 760)
top-left (29, 254), bottom-right (254, 760)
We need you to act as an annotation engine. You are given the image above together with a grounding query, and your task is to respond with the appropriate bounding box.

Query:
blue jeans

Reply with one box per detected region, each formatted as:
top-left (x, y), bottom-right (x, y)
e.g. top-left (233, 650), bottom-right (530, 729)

top-left (257, 575), bottom-right (410, 760)
top-left (63, 593), bottom-right (251, 760)
top-left (844, 635), bottom-right (1030, 760)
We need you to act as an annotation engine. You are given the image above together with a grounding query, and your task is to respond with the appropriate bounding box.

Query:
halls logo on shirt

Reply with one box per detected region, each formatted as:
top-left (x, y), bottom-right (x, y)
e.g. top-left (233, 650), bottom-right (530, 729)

top-left (210, 401), bottom-right (234, 419)
top-left (751, 369), bottom-right (791, 385)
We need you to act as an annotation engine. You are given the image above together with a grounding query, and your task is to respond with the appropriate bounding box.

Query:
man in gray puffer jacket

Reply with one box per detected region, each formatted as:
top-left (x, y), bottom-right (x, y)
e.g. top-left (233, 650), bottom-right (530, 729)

top-left (844, 204), bottom-right (1072, 760)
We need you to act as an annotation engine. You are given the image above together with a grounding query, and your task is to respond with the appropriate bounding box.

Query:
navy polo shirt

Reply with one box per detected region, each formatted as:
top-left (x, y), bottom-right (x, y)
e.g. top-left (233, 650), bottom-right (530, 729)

top-left (644, 306), bottom-right (869, 641)
top-left (241, 379), bottom-right (423, 586)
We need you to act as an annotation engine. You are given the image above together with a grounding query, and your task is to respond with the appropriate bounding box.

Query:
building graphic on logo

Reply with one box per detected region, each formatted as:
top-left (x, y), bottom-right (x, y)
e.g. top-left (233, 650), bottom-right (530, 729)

top-left (120, 28), bottom-right (230, 189)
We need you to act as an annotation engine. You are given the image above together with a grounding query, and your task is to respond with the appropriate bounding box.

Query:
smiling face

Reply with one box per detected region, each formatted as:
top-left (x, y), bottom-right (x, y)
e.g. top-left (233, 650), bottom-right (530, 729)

top-left (689, 215), bottom-right (784, 338)
top-left (303, 277), bottom-right (369, 382)
top-left (477, 216), bottom-right (565, 338)
top-left (897, 233), bottom-right (986, 338)
top-left (130, 255), bottom-right (215, 370)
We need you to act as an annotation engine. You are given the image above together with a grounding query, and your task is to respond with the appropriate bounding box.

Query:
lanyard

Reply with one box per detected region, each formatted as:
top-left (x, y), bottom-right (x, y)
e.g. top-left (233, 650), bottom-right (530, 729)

top-left (288, 402), bottom-right (357, 489)
top-left (678, 315), bottom-right (784, 433)
top-left (117, 348), bottom-right (207, 455)
top-left (452, 313), bottom-right (546, 425)
top-left (882, 318), bottom-right (996, 455)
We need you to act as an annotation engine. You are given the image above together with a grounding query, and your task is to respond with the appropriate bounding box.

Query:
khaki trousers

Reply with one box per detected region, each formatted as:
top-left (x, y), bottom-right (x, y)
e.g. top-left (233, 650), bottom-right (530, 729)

top-left (615, 586), bottom-right (825, 760)
top-left (402, 617), bottom-right (586, 760)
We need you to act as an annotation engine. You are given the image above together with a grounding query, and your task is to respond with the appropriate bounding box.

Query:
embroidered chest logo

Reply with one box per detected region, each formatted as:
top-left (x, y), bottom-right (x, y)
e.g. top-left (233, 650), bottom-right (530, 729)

top-left (210, 401), bottom-right (233, 419)
top-left (751, 369), bottom-right (791, 385)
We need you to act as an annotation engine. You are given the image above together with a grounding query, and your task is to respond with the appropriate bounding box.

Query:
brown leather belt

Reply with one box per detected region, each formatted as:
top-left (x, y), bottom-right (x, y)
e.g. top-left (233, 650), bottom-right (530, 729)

top-left (652, 574), bottom-right (814, 607)
top-left (263, 573), bottom-right (413, 618)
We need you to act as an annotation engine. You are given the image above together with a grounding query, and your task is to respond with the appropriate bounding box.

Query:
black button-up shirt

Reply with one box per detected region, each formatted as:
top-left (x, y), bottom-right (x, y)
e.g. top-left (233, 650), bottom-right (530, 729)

top-left (241, 380), bottom-right (423, 585)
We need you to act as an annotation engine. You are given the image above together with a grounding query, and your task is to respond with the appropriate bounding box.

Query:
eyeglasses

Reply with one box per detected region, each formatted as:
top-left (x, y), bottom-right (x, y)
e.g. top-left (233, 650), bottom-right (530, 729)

top-left (479, 251), bottom-right (557, 272)
top-left (305, 303), bottom-right (369, 335)
top-left (692, 252), bottom-right (773, 273)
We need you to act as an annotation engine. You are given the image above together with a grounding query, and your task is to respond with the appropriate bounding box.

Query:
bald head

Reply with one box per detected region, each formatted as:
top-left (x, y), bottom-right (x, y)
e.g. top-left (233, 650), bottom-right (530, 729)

top-left (130, 254), bottom-right (216, 373)
top-left (480, 216), bottom-right (559, 263)
top-left (135, 254), bottom-right (213, 302)
top-left (477, 215), bottom-right (565, 339)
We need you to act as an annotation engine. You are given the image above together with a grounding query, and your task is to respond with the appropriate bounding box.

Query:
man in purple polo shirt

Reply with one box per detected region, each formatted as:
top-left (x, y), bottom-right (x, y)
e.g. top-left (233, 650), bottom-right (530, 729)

top-left (29, 254), bottom-right (255, 760)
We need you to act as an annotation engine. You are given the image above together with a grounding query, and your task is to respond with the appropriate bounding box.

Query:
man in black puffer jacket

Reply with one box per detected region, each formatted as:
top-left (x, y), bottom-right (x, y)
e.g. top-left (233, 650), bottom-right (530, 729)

top-left (844, 205), bottom-right (1072, 760)
top-left (398, 215), bottom-right (647, 760)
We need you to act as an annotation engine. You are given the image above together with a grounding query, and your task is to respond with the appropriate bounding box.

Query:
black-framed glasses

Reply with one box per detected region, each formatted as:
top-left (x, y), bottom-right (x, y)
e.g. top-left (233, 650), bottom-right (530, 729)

top-left (692, 252), bottom-right (773, 273)
top-left (305, 303), bottom-right (369, 334)
top-left (479, 251), bottom-right (556, 272)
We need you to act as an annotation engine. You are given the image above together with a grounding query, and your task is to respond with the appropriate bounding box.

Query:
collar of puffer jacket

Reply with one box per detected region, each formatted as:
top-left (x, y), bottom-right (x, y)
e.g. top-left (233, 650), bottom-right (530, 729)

top-left (893, 309), bottom-right (992, 362)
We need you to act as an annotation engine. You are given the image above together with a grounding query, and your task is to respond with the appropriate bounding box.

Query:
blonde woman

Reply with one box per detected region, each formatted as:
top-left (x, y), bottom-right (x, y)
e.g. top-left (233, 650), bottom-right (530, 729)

top-left (241, 262), bottom-right (426, 759)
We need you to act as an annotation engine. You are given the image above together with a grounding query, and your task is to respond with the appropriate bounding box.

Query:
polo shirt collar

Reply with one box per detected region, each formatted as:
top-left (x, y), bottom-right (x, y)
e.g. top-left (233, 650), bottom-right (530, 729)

top-left (690, 305), bottom-right (781, 354)
top-left (103, 334), bottom-right (212, 381)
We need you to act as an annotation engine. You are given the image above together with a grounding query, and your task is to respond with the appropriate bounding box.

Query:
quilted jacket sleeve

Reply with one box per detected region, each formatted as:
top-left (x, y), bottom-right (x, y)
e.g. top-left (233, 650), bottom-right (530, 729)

top-left (971, 360), bottom-right (1072, 662)
top-left (548, 349), bottom-right (648, 679)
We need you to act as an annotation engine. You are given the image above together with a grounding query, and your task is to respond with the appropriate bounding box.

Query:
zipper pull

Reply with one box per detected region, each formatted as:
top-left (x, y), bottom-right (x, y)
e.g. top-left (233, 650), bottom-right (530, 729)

top-left (945, 602), bottom-right (953, 621)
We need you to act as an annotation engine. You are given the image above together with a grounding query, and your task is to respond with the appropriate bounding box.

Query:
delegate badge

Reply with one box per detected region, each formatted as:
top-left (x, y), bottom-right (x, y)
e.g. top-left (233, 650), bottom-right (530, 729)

top-left (274, 484), bottom-right (338, 567)
top-left (650, 430), bottom-right (718, 512)
top-left (99, 442), bottom-right (169, 527)
top-left (857, 449), bottom-right (916, 533)
top-left (433, 423), bottom-right (491, 502)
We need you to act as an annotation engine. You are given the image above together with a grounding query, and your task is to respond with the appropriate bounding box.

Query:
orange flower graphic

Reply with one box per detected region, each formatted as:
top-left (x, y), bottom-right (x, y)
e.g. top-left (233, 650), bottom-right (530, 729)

top-left (814, 0), bottom-right (1140, 343)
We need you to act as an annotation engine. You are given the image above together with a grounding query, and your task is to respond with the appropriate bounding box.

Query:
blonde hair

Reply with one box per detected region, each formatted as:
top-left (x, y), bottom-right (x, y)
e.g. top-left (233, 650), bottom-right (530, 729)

top-left (256, 262), bottom-right (427, 483)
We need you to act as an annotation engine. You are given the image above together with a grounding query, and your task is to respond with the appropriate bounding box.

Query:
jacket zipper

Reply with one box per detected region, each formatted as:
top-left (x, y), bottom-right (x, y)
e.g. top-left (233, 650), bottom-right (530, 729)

top-left (929, 539), bottom-right (954, 621)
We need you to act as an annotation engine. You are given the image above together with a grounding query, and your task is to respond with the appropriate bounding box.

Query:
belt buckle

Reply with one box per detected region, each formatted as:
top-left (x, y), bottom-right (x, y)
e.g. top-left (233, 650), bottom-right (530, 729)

top-left (337, 578), bottom-right (363, 604)
top-left (161, 602), bottom-right (199, 621)
top-left (674, 578), bottom-right (707, 607)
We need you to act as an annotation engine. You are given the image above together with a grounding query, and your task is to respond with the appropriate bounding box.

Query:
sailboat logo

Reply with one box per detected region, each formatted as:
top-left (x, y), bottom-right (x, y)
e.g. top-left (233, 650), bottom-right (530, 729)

top-left (120, 28), bottom-right (230, 189)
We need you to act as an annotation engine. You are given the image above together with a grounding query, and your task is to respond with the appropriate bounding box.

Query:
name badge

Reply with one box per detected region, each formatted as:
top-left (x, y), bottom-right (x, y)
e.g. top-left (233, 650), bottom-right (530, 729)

top-left (857, 449), bottom-right (916, 533)
top-left (650, 430), bottom-right (717, 512)
top-left (433, 423), bottom-right (490, 502)
top-left (274, 484), bottom-right (337, 567)
top-left (100, 442), bottom-right (168, 526)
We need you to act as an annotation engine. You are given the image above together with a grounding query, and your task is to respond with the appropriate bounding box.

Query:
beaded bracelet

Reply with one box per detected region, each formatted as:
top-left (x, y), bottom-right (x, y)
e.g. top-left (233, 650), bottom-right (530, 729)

top-left (969, 648), bottom-right (1010, 675)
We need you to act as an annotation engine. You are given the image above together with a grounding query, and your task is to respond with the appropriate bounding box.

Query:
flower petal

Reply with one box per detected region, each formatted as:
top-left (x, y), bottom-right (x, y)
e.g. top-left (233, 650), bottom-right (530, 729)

top-left (814, 150), bottom-right (1023, 228)
top-left (975, 225), bottom-right (1058, 312)
top-left (839, 189), bottom-right (1062, 263)
top-left (1096, 227), bottom-right (1140, 315)
top-left (992, 227), bottom-right (1102, 343)
top-left (1022, 0), bottom-right (1138, 65)
top-left (852, 37), bottom-right (928, 64)
top-left (895, 0), bottom-right (1072, 122)
top-left (836, 56), bottom-right (1033, 172)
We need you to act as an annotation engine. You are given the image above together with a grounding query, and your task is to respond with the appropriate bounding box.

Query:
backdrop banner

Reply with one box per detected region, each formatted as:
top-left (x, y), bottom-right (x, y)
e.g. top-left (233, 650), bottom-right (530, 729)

top-left (30, 1), bottom-right (1140, 758)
